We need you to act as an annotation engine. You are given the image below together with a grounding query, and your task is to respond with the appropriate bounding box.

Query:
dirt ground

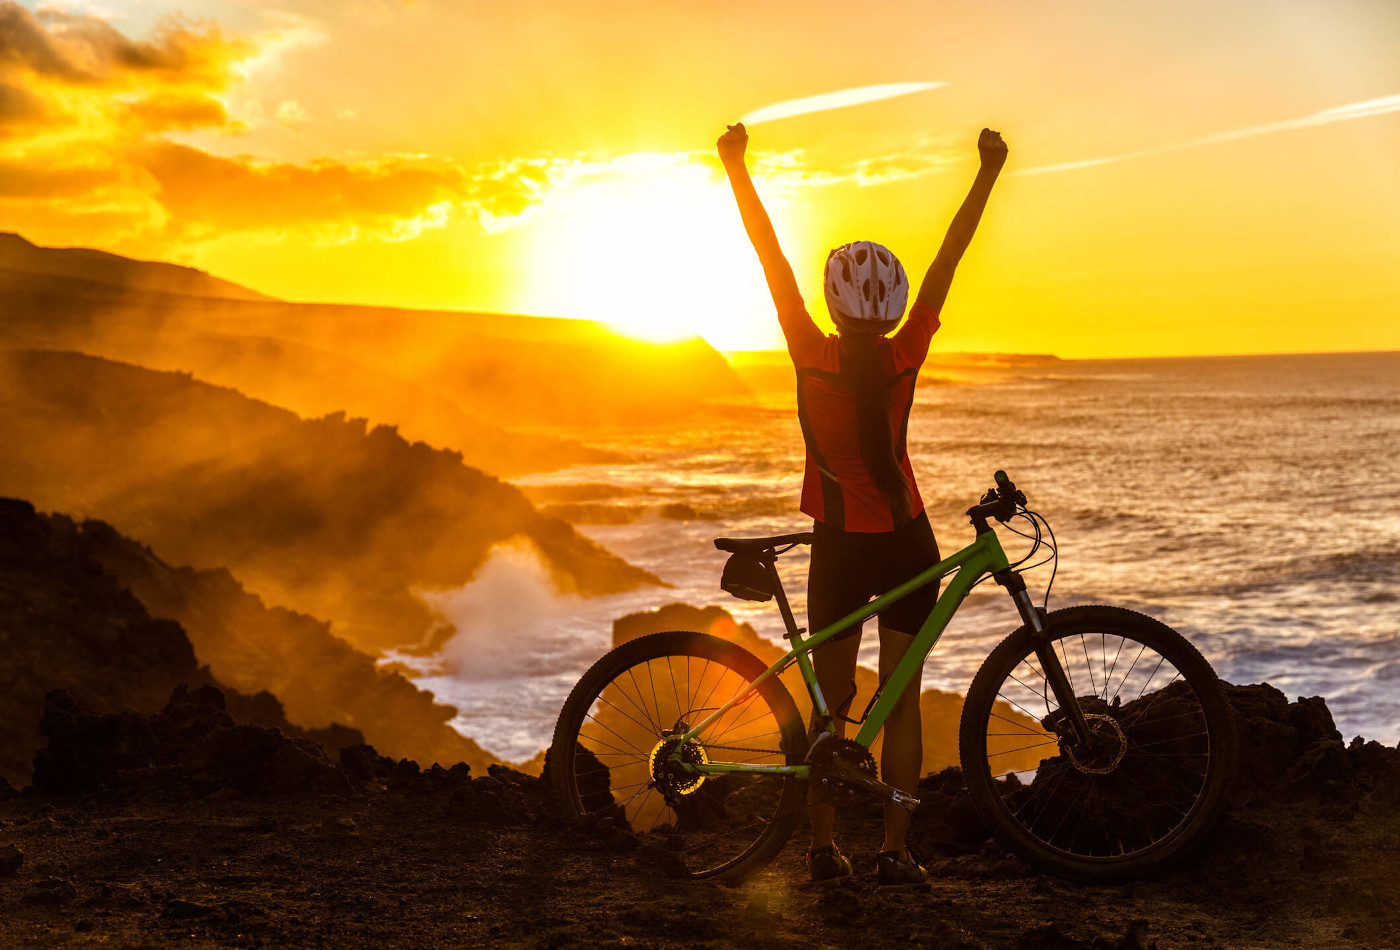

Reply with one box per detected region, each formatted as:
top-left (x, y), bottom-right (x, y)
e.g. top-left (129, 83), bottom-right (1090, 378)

top-left (1, 760), bottom-right (1396, 950)
top-left (2, 679), bottom-right (1398, 950)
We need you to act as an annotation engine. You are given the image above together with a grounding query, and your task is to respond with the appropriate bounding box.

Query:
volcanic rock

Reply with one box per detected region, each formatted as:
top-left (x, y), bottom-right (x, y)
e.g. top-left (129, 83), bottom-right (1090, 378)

top-left (21, 876), bottom-right (77, 905)
top-left (0, 843), bottom-right (22, 875)
top-left (32, 687), bottom-right (347, 798)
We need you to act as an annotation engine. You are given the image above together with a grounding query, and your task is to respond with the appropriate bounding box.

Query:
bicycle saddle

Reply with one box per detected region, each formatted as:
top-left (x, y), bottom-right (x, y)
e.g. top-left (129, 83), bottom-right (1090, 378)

top-left (713, 532), bottom-right (814, 554)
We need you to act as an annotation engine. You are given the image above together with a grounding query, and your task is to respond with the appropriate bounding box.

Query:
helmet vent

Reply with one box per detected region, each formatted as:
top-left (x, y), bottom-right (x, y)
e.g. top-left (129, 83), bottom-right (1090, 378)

top-left (822, 240), bottom-right (909, 333)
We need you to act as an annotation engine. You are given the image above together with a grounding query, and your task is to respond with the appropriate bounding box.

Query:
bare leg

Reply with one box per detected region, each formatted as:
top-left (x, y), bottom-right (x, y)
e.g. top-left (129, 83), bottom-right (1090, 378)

top-left (807, 629), bottom-right (861, 850)
top-left (877, 622), bottom-right (922, 856)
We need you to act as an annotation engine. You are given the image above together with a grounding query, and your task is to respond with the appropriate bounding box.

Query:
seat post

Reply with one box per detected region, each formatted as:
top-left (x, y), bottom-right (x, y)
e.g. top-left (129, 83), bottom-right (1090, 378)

top-left (763, 556), bottom-right (804, 639)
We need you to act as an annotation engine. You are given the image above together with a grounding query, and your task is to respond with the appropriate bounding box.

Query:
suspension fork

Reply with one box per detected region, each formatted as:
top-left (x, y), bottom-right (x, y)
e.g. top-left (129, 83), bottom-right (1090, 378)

top-left (997, 571), bottom-right (1092, 746)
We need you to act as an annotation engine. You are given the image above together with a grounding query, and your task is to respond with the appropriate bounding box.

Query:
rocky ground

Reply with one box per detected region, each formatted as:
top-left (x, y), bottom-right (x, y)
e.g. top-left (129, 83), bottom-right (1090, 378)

top-left (1, 683), bottom-right (1397, 950)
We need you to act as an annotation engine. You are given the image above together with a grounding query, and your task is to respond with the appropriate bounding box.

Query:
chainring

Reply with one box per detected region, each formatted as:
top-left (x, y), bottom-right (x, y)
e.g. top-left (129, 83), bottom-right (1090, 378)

top-left (808, 737), bottom-right (877, 806)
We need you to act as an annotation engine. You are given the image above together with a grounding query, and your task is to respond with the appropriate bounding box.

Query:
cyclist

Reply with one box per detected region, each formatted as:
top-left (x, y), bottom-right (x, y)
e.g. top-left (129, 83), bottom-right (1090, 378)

top-left (717, 121), bottom-right (1007, 889)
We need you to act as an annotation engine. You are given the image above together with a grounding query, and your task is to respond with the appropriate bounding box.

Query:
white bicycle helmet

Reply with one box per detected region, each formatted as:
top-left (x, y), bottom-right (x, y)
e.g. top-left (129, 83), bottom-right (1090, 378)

top-left (823, 240), bottom-right (909, 334)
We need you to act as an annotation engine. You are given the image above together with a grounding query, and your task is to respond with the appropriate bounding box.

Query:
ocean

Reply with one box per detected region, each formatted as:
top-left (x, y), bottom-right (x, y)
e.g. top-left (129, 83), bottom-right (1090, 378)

top-left (401, 351), bottom-right (1400, 763)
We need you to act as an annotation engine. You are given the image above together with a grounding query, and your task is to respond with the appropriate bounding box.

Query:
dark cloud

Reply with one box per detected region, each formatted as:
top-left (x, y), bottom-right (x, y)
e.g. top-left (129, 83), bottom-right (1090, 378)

top-left (0, 3), bottom-right (251, 88)
top-left (0, 3), bottom-right (86, 81)
top-left (0, 2), bottom-right (248, 142)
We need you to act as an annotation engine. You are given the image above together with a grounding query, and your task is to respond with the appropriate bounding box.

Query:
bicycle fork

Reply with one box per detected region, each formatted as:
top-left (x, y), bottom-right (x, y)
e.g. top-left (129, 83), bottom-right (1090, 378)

top-left (1000, 573), bottom-right (1094, 747)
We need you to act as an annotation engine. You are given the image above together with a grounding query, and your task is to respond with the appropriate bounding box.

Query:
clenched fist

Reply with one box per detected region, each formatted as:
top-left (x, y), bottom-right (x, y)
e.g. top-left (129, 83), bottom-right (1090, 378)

top-left (978, 128), bottom-right (1008, 170)
top-left (717, 123), bottom-right (748, 165)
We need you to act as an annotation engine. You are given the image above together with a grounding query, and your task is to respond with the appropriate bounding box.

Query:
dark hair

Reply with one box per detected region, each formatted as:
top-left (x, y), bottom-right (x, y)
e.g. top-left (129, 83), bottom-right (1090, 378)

top-left (838, 332), bottom-right (911, 523)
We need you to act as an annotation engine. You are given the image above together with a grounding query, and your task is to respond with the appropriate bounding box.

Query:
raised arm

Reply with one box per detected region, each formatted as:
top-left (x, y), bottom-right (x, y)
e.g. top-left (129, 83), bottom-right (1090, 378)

top-left (914, 128), bottom-right (1008, 315)
top-left (718, 123), bottom-right (802, 309)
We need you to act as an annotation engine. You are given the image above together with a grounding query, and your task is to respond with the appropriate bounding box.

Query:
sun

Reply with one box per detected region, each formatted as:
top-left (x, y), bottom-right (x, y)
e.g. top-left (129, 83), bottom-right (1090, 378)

top-left (524, 156), bottom-right (795, 351)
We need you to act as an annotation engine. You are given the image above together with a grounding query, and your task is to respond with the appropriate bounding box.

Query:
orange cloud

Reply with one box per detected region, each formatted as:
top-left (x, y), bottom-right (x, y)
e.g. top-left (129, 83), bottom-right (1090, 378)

top-left (0, 5), bottom-right (464, 246)
top-left (136, 142), bottom-right (471, 240)
top-left (0, 4), bottom-right (954, 256)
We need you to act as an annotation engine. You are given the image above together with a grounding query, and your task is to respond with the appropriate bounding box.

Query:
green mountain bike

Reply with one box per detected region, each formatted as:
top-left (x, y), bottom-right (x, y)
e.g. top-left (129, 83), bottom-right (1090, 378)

top-left (550, 471), bottom-right (1238, 883)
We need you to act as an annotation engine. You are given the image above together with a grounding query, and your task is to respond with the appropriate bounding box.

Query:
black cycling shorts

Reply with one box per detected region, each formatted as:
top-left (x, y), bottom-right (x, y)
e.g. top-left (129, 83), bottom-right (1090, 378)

top-left (807, 510), bottom-right (941, 642)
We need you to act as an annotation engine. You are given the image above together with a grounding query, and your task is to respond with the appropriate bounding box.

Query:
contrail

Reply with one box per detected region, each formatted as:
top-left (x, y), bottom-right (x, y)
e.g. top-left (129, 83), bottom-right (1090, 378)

top-left (1017, 93), bottom-right (1400, 176)
top-left (740, 82), bottom-right (947, 126)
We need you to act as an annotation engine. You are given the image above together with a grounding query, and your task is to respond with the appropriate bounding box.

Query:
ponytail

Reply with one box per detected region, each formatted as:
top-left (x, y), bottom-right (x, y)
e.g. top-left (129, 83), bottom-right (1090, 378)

top-left (839, 334), bottom-right (912, 524)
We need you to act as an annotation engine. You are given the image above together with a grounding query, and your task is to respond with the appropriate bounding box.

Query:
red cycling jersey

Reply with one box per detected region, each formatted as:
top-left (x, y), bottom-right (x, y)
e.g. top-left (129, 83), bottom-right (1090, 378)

top-left (776, 294), bottom-right (941, 533)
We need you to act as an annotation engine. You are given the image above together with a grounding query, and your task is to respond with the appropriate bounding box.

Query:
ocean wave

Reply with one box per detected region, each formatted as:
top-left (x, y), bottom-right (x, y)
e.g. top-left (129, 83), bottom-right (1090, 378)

top-left (412, 352), bottom-right (1400, 755)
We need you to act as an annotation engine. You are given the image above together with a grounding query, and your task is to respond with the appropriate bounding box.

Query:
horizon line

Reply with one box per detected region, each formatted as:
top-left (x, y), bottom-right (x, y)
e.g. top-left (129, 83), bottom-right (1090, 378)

top-left (720, 346), bottom-right (1400, 362)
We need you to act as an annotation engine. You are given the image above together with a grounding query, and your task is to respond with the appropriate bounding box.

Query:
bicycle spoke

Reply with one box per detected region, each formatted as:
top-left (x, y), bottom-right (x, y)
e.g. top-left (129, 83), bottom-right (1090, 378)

top-left (667, 657), bottom-right (682, 726)
top-left (558, 635), bottom-right (803, 880)
top-left (625, 667), bottom-right (663, 734)
top-left (1129, 731), bottom-right (1209, 751)
top-left (1055, 637), bottom-right (1077, 696)
top-left (995, 692), bottom-right (1051, 725)
top-left (680, 659), bottom-right (713, 723)
top-left (1121, 695), bottom-right (1199, 731)
top-left (1101, 633), bottom-right (1108, 703)
top-left (695, 662), bottom-right (730, 718)
top-left (1111, 643), bottom-right (1149, 705)
top-left (595, 694), bottom-right (659, 739)
top-left (1081, 635), bottom-right (1099, 699)
top-left (613, 670), bottom-right (662, 736)
top-left (582, 714), bottom-right (649, 757)
top-left (1103, 635), bottom-right (1127, 697)
top-left (988, 710), bottom-right (1050, 736)
top-left (644, 659), bottom-right (665, 730)
top-left (973, 619), bottom-right (1233, 870)
top-left (988, 740), bottom-right (1058, 758)
top-left (1005, 670), bottom-right (1050, 706)
top-left (1134, 655), bottom-right (1168, 701)
top-left (1118, 675), bottom-right (1188, 728)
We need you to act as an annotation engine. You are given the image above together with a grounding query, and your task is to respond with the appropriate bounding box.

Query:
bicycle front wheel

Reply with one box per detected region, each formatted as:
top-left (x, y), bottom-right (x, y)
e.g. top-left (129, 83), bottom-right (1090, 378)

top-left (959, 605), bottom-right (1238, 881)
top-left (550, 630), bottom-right (808, 883)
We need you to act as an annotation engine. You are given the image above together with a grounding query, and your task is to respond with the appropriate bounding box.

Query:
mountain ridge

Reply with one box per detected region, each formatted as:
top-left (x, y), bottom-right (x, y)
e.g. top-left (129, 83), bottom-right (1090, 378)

top-left (0, 232), bottom-right (750, 429)
top-left (0, 233), bottom-right (273, 304)
top-left (0, 348), bottom-right (662, 653)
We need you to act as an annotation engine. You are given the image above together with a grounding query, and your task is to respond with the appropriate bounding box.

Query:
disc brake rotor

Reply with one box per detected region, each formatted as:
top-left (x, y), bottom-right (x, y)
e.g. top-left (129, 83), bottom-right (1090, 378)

top-left (1065, 713), bottom-right (1127, 775)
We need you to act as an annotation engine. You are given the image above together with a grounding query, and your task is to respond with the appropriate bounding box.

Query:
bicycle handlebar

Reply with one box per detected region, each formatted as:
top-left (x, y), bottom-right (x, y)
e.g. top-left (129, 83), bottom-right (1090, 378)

top-left (967, 469), bottom-right (1027, 527)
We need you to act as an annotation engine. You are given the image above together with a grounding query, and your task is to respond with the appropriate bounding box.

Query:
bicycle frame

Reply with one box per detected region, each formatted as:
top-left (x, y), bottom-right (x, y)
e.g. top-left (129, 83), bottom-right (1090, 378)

top-left (676, 527), bottom-right (1014, 777)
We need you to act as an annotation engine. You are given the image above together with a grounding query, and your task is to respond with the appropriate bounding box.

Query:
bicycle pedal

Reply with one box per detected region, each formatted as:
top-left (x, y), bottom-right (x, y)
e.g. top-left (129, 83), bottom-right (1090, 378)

top-left (888, 788), bottom-right (921, 813)
top-left (830, 761), bottom-right (921, 812)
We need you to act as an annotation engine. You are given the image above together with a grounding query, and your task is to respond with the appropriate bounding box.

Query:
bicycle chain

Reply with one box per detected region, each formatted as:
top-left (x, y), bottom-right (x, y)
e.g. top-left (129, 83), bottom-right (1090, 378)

top-left (703, 743), bottom-right (784, 756)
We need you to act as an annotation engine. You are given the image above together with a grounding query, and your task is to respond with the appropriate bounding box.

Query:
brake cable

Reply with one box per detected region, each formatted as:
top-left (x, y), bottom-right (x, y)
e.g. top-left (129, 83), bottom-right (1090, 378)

top-left (967, 509), bottom-right (1042, 593)
top-left (1022, 508), bottom-right (1060, 611)
top-left (992, 506), bottom-right (1060, 612)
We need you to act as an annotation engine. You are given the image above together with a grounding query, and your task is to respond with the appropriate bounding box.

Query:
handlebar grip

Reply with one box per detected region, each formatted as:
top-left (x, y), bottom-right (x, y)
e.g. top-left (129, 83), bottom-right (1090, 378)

top-left (994, 470), bottom-right (1010, 486)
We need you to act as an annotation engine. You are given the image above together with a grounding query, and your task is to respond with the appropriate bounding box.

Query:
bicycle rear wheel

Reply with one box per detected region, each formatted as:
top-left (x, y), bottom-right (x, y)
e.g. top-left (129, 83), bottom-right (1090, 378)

top-left (959, 605), bottom-right (1238, 881)
top-left (550, 630), bottom-right (807, 883)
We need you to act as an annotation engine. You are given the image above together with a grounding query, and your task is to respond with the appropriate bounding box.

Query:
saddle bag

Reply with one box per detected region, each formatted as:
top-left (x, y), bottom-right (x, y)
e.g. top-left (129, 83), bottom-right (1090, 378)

top-left (720, 553), bottom-right (774, 602)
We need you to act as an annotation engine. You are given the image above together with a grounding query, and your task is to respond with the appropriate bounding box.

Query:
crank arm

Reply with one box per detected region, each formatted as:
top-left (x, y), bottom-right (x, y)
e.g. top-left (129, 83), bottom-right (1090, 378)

top-left (830, 759), bottom-right (921, 813)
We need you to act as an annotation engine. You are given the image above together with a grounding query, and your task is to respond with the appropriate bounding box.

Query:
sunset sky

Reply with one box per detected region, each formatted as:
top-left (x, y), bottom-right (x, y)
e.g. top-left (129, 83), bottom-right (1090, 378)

top-left (3, 0), bottom-right (1398, 355)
